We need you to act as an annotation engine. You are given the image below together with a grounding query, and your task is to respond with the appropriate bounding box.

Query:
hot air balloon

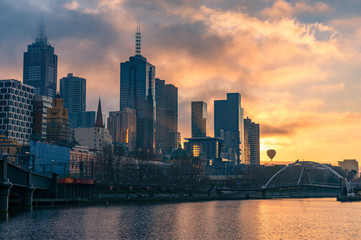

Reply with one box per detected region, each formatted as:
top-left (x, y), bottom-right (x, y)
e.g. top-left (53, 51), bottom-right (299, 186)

top-left (267, 149), bottom-right (276, 161)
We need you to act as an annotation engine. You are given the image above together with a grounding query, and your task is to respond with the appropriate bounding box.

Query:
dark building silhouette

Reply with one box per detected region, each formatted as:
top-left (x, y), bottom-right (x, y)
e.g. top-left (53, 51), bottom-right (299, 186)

top-left (244, 117), bottom-right (260, 165)
top-left (191, 101), bottom-right (207, 138)
top-left (23, 21), bottom-right (57, 98)
top-left (68, 111), bottom-right (95, 128)
top-left (120, 25), bottom-right (156, 153)
top-left (214, 93), bottom-right (244, 164)
top-left (155, 79), bottom-right (178, 153)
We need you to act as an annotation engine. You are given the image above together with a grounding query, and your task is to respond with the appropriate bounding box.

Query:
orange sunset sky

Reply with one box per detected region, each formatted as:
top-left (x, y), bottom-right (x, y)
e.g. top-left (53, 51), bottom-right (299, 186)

top-left (1, 0), bottom-right (361, 164)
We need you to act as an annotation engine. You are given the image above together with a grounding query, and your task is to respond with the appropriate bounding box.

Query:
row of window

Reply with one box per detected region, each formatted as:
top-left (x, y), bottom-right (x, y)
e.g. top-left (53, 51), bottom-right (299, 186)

top-left (0, 82), bottom-right (33, 93)
top-left (0, 119), bottom-right (31, 127)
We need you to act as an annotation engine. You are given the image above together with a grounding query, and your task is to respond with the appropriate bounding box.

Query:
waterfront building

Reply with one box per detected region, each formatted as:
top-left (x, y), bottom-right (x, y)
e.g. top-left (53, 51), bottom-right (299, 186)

top-left (120, 27), bottom-right (156, 153)
top-left (191, 101), bottom-right (207, 138)
top-left (338, 159), bottom-right (359, 177)
top-left (30, 141), bottom-right (70, 176)
top-left (107, 108), bottom-right (136, 151)
top-left (60, 73), bottom-right (86, 113)
top-left (68, 111), bottom-right (96, 128)
top-left (0, 79), bottom-right (34, 142)
top-left (23, 21), bottom-right (57, 98)
top-left (184, 137), bottom-right (222, 160)
top-left (244, 117), bottom-right (260, 165)
top-left (214, 93), bottom-right (244, 164)
top-left (33, 95), bottom-right (52, 139)
top-left (46, 94), bottom-right (69, 144)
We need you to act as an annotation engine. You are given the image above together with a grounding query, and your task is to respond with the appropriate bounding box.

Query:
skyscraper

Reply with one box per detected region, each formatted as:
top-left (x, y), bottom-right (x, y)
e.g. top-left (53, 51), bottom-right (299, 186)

top-left (33, 95), bottom-right (52, 139)
top-left (214, 93), bottom-right (244, 164)
top-left (155, 79), bottom-right (178, 153)
top-left (23, 21), bottom-right (58, 98)
top-left (120, 25), bottom-right (156, 153)
top-left (244, 117), bottom-right (260, 165)
top-left (60, 73), bottom-right (86, 113)
top-left (191, 101), bottom-right (207, 138)
top-left (164, 83), bottom-right (178, 152)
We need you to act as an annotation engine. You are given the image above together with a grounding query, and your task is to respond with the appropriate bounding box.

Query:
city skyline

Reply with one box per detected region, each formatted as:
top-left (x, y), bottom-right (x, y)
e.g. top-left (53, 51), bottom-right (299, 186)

top-left (2, 1), bottom-right (361, 163)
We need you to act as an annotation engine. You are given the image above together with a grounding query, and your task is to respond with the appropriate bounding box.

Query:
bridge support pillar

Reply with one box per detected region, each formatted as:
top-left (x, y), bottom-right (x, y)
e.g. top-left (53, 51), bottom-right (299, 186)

top-left (0, 181), bottom-right (13, 213)
top-left (261, 190), bottom-right (267, 199)
top-left (24, 186), bottom-right (35, 210)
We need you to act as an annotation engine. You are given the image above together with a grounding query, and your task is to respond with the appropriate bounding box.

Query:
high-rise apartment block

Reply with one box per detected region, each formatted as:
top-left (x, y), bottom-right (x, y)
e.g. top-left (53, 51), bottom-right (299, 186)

top-left (120, 29), bottom-right (156, 152)
top-left (60, 73), bottom-right (86, 113)
top-left (0, 79), bottom-right (34, 142)
top-left (191, 101), bottom-right (207, 138)
top-left (46, 95), bottom-right (69, 144)
top-left (23, 23), bottom-right (57, 98)
top-left (33, 95), bottom-right (52, 139)
top-left (244, 117), bottom-right (260, 165)
top-left (214, 93), bottom-right (244, 164)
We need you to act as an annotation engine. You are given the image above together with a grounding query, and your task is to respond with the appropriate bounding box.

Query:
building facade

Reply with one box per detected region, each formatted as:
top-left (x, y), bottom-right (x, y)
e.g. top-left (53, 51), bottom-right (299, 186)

top-left (120, 30), bottom-right (156, 153)
top-left (0, 79), bottom-right (34, 142)
top-left (155, 78), bottom-right (165, 153)
top-left (33, 95), bottom-right (52, 139)
top-left (60, 73), bottom-right (86, 113)
top-left (338, 159), bottom-right (359, 177)
top-left (69, 145), bottom-right (98, 178)
top-left (214, 93), bottom-right (244, 164)
top-left (107, 108), bottom-right (136, 151)
top-left (73, 127), bottom-right (112, 151)
top-left (23, 24), bottom-right (57, 98)
top-left (191, 101), bottom-right (207, 138)
top-left (68, 111), bottom-right (96, 128)
top-left (30, 141), bottom-right (70, 176)
top-left (244, 117), bottom-right (260, 165)
top-left (46, 95), bottom-right (69, 144)
top-left (184, 137), bottom-right (222, 160)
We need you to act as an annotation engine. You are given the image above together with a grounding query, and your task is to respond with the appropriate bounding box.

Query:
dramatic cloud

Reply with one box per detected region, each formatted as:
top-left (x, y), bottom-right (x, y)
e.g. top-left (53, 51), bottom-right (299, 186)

top-left (2, 0), bottom-right (361, 163)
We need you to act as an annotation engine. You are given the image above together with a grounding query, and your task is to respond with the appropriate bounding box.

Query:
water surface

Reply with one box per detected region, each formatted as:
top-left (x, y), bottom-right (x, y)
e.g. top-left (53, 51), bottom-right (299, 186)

top-left (1, 198), bottom-right (360, 239)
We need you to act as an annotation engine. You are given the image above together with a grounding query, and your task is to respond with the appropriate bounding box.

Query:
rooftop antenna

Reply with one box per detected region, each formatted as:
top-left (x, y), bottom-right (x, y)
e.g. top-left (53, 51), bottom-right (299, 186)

top-left (135, 20), bottom-right (141, 55)
top-left (36, 16), bottom-right (47, 44)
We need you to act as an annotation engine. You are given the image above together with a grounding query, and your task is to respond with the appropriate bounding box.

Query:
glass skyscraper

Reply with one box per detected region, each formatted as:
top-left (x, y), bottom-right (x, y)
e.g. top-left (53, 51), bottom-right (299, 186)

top-left (214, 93), bottom-right (244, 164)
top-left (23, 23), bottom-right (57, 98)
top-left (120, 29), bottom-right (156, 152)
top-left (191, 101), bottom-right (207, 138)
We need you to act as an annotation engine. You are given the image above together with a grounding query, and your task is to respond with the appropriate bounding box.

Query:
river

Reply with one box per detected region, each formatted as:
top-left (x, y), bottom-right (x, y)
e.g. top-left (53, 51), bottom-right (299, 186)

top-left (1, 198), bottom-right (361, 239)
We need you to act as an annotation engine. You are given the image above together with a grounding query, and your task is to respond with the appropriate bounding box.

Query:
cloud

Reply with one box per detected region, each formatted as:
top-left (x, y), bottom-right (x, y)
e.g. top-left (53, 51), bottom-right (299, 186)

top-left (309, 82), bottom-right (344, 92)
top-left (261, 0), bottom-right (332, 19)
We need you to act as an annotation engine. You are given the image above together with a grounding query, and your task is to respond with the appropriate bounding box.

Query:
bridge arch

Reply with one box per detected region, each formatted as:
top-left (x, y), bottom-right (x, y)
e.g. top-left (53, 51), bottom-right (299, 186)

top-left (262, 160), bottom-right (344, 189)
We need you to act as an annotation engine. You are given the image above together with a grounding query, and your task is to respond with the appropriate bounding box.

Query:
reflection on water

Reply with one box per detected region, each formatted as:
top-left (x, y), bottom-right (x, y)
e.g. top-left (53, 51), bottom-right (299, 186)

top-left (1, 198), bottom-right (361, 239)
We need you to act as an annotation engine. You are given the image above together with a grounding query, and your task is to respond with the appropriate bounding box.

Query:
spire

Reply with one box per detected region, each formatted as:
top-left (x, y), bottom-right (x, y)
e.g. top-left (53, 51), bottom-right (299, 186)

top-left (135, 20), bottom-right (141, 55)
top-left (36, 16), bottom-right (48, 44)
top-left (94, 97), bottom-right (104, 128)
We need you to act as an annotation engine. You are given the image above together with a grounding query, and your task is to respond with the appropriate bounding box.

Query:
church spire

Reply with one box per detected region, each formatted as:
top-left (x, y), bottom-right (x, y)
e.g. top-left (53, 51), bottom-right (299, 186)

top-left (135, 20), bottom-right (141, 55)
top-left (94, 97), bottom-right (104, 128)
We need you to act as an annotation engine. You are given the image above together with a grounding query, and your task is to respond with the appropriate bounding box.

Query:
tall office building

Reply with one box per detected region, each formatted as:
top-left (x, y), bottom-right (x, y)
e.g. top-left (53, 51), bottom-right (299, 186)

top-left (155, 79), bottom-right (165, 153)
top-left (0, 79), bottom-right (34, 142)
top-left (120, 26), bottom-right (156, 153)
top-left (191, 101), bottom-right (207, 138)
top-left (68, 112), bottom-right (96, 128)
top-left (33, 95), bottom-right (52, 139)
top-left (23, 21), bottom-right (58, 98)
top-left (164, 83), bottom-right (178, 152)
top-left (244, 117), bottom-right (260, 165)
top-left (214, 93), bottom-right (244, 164)
top-left (155, 79), bottom-right (178, 153)
top-left (60, 73), bottom-right (86, 113)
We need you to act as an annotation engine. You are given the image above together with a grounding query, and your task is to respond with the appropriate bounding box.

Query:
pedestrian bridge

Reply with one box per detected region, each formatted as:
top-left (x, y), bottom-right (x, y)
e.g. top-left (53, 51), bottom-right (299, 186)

top-left (261, 160), bottom-right (344, 190)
